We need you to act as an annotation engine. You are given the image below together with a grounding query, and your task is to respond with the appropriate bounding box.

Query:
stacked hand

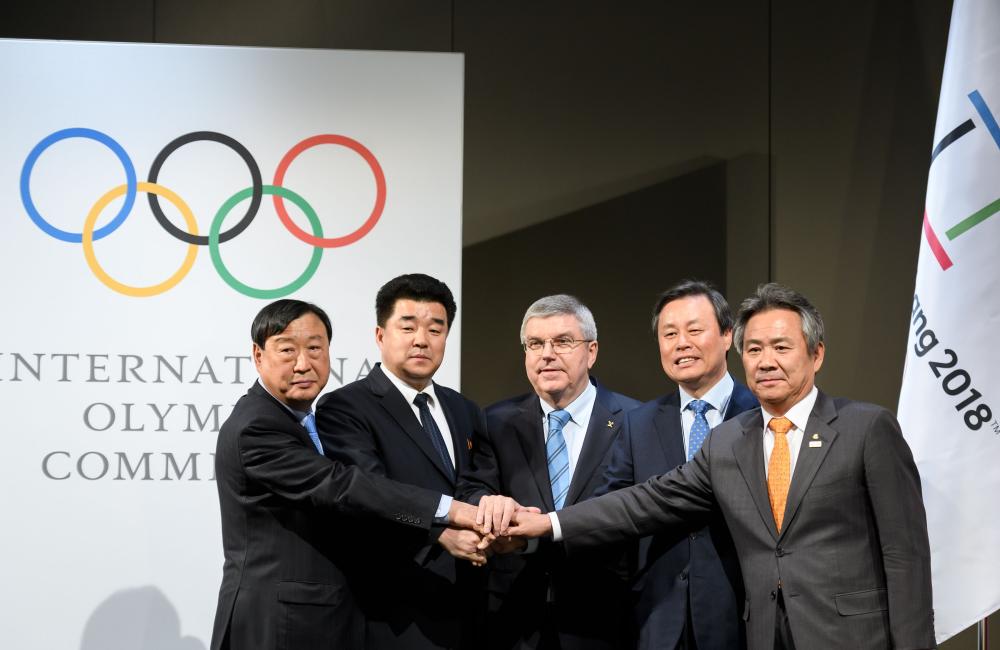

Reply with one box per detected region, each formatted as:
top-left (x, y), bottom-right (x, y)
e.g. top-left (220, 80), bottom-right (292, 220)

top-left (443, 496), bottom-right (552, 565)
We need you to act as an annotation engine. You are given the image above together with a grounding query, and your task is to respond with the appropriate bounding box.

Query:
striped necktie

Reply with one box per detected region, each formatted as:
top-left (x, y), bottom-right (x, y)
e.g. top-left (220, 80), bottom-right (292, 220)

top-left (302, 413), bottom-right (324, 455)
top-left (547, 409), bottom-right (572, 509)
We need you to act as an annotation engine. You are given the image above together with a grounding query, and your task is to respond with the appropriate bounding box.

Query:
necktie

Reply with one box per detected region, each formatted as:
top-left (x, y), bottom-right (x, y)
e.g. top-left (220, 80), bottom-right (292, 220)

top-left (414, 393), bottom-right (455, 480)
top-left (686, 399), bottom-right (712, 461)
top-left (302, 413), bottom-right (324, 455)
top-left (547, 409), bottom-right (572, 510)
top-left (767, 416), bottom-right (793, 532)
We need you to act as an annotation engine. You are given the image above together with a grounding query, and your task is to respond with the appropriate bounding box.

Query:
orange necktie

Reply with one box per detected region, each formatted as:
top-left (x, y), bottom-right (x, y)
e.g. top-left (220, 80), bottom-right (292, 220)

top-left (767, 416), bottom-right (793, 532)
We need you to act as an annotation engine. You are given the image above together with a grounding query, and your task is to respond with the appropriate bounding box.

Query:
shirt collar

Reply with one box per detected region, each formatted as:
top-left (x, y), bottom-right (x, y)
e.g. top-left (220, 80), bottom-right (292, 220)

top-left (382, 363), bottom-right (439, 407)
top-left (762, 385), bottom-right (819, 432)
top-left (678, 372), bottom-right (734, 415)
top-left (539, 378), bottom-right (597, 426)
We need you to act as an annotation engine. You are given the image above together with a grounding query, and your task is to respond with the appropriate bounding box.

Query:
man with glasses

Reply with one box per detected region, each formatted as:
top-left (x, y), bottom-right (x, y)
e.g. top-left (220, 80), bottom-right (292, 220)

top-left (458, 294), bottom-right (641, 649)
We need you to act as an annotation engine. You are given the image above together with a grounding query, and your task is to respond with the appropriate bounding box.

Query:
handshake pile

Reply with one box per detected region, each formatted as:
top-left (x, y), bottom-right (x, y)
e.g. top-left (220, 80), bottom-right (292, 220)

top-left (442, 496), bottom-right (554, 566)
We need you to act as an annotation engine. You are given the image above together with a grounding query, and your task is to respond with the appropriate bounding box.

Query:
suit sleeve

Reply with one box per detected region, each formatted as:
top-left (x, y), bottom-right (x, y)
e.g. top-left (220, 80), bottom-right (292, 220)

top-left (317, 390), bottom-right (448, 547)
top-left (593, 410), bottom-right (637, 497)
top-left (558, 433), bottom-right (716, 549)
top-left (863, 409), bottom-right (935, 648)
top-left (239, 413), bottom-right (439, 529)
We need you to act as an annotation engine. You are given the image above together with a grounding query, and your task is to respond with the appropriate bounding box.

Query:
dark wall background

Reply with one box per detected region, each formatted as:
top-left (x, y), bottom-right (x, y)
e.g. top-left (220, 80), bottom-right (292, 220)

top-left (5, 1), bottom-right (991, 645)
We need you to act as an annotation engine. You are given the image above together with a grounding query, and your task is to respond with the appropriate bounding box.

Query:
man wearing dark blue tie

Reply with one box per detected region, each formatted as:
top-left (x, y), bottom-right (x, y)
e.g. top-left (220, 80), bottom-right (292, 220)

top-left (458, 294), bottom-right (641, 649)
top-left (317, 274), bottom-right (488, 649)
top-left (597, 280), bottom-right (757, 649)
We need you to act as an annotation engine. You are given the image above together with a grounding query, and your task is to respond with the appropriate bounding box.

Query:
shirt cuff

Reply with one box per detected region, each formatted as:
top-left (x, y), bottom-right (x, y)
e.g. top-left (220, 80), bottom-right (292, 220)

top-left (548, 512), bottom-right (563, 541)
top-left (434, 494), bottom-right (453, 523)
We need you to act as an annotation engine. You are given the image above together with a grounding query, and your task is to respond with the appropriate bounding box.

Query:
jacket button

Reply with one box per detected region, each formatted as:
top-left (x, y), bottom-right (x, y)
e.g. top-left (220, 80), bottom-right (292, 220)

top-left (680, 571), bottom-right (688, 581)
top-left (690, 533), bottom-right (699, 540)
top-left (775, 547), bottom-right (785, 557)
top-left (770, 591), bottom-right (777, 601)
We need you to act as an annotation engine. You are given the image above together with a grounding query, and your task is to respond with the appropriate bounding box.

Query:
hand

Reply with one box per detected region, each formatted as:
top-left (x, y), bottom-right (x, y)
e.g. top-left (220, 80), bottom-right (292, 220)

top-left (485, 534), bottom-right (527, 555)
top-left (447, 499), bottom-right (480, 531)
top-left (506, 510), bottom-right (554, 539)
top-left (438, 527), bottom-right (489, 567)
top-left (476, 495), bottom-right (542, 536)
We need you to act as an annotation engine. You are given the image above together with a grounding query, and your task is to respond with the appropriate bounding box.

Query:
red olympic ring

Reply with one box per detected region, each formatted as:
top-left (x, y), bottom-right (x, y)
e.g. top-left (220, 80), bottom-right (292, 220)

top-left (272, 134), bottom-right (386, 248)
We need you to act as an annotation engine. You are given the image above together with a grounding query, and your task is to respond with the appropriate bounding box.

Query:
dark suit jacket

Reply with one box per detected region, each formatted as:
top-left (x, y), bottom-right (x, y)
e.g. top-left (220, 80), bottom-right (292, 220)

top-left (211, 382), bottom-right (441, 650)
top-left (556, 391), bottom-right (935, 650)
top-left (316, 363), bottom-right (486, 650)
top-left (597, 381), bottom-right (758, 649)
top-left (458, 378), bottom-right (641, 650)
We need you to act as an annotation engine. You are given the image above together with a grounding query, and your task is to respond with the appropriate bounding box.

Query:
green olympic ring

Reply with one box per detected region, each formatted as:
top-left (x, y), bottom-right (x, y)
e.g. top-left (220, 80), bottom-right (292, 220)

top-left (210, 185), bottom-right (323, 299)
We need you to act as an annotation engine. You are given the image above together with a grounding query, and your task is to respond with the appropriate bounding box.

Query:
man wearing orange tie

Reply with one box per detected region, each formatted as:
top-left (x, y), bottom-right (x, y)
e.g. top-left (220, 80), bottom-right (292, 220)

top-left (506, 284), bottom-right (935, 650)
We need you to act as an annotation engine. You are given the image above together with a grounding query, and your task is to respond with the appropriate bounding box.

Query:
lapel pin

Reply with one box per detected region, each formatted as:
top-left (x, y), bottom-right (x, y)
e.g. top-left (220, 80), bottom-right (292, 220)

top-left (607, 420), bottom-right (615, 428)
top-left (467, 438), bottom-right (473, 450)
top-left (811, 433), bottom-right (819, 439)
top-left (809, 433), bottom-right (822, 448)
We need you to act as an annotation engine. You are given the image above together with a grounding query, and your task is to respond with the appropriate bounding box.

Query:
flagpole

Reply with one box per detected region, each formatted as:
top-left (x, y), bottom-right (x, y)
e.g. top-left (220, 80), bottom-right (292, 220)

top-left (978, 617), bottom-right (989, 650)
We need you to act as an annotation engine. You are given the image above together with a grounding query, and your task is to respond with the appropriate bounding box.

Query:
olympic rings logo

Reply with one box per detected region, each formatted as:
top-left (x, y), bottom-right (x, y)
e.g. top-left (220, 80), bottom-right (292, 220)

top-left (20, 128), bottom-right (386, 298)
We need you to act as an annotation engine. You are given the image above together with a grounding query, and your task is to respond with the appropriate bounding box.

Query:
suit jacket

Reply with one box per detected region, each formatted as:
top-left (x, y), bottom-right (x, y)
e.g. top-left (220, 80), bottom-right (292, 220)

top-left (458, 378), bottom-right (641, 650)
top-left (211, 382), bottom-right (441, 650)
top-left (556, 391), bottom-right (935, 650)
top-left (316, 363), bottom-right (486, 650)
top-left (597, 382), bottom-right (758, 649)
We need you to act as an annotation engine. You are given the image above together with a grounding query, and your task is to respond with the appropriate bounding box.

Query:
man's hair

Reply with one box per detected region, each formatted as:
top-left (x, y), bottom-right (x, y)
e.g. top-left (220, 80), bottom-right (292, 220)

top-left (649, 279), bottom-right (733, 336)
top-left (251, 299), bottom-right (332, 348)
top-left (519, 294), bottom-right (597, 343)
top-left (375, 273), bottom-right (457, 328)
top-left (733, 283), bottom-right (825, 355)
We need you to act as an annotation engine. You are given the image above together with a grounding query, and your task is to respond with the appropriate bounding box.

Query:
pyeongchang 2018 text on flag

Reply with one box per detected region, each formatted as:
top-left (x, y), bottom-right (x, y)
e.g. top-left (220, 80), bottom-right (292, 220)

top-left (897, 0), bottom-right (1000, 642)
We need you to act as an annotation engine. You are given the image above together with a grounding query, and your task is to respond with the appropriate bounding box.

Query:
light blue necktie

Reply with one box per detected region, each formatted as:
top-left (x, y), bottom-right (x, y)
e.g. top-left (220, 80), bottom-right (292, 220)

top-left (302, 413), bottom-right (324, 454)
top-left (547, 409), bottom-right (572, 510)
top-left (686, 399), bottom-right (712, 461)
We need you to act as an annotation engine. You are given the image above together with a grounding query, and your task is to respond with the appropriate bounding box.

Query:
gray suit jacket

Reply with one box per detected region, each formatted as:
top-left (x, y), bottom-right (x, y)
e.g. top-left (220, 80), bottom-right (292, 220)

top-left (557, 391), bottom-right (935, 650)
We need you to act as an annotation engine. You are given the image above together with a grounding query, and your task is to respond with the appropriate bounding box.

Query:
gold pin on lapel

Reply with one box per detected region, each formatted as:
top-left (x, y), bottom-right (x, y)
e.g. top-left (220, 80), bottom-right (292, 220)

top-left (607, 420), bottom-right (615, 428)
top-left (809, 433), bottom-right (822, 448)
top-left (467, 438), bottom-right (473, 450)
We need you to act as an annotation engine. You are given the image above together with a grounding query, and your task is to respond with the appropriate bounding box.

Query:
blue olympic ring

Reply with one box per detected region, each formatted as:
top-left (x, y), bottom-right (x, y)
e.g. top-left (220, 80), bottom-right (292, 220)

top-left (20, 127), bottom-right (137, 243)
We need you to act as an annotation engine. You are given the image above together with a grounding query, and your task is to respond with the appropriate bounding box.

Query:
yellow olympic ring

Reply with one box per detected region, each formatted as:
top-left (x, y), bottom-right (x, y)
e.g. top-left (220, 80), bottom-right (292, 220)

top-left (82, 182), bottom-right (198, 297)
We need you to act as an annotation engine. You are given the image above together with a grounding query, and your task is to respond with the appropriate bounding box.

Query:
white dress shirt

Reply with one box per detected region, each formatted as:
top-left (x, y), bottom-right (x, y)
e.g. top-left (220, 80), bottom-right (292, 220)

top-left (382, 366), bottom-right (456, 468)
top-left (539, 380), bottom-right (598, 492)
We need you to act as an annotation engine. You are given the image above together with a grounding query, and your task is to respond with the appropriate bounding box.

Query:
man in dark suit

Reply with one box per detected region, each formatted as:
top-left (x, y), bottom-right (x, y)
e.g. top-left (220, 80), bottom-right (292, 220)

top-left (317, 274), bottom-right (487, 649)
top-left (459, 294), bottom-right (641, 649)
top-left (597, 280), bottom-right (757, 649)
top-left (211, 299), bottom-right (483, 650)
top-left (507, 284), bottom-right (935, 650)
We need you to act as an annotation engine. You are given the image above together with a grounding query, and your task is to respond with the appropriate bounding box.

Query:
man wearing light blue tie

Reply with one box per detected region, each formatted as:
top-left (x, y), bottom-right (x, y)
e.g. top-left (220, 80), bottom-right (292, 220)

top-left (458, 294), bottom-right (641, 649)
top-left (596, 280), bottom-right (757, 650)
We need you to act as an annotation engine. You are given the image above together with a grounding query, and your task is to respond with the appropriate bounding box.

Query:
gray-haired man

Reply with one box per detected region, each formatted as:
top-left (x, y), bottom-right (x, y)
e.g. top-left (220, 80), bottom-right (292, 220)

top-left (458, 294), bottom-right (641, 650)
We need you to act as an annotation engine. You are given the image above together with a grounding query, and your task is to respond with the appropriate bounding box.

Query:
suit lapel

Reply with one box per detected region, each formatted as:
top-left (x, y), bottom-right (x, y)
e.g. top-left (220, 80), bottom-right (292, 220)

top-left (369, 365), bottom-right (455, 482)
top-left (512, 395), bottom-right (555, 512)
top-left (653, 393), bottom-right (685, 469)
top-left (732, 409), bottom-right (779, 540)
top-left (779, 391), bottom-right (839, 541)
top-left (566, 387), bottom-right (622, 505)
top-left (437, 388), bottom-right (468, 478)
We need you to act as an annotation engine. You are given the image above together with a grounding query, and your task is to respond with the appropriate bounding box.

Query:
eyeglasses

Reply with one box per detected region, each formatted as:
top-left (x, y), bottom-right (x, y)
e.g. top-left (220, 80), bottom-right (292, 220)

top-left (523, 337), bottom-right (593, 354)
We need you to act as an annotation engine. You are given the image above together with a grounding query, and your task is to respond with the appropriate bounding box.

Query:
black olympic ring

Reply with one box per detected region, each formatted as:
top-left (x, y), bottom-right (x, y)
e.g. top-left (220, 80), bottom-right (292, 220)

top-left (146, 131), bottom-right (263, 245)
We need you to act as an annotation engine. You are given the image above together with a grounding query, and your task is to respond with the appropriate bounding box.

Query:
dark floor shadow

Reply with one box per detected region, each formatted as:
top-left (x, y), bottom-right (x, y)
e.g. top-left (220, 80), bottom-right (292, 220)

top-left (80, 586), bottom-right (205, 650)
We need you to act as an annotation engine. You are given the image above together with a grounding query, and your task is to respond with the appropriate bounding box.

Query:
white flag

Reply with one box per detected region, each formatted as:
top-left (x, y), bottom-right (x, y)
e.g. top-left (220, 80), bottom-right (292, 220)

top-left (897, 0), bottom-right (1000, 642)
